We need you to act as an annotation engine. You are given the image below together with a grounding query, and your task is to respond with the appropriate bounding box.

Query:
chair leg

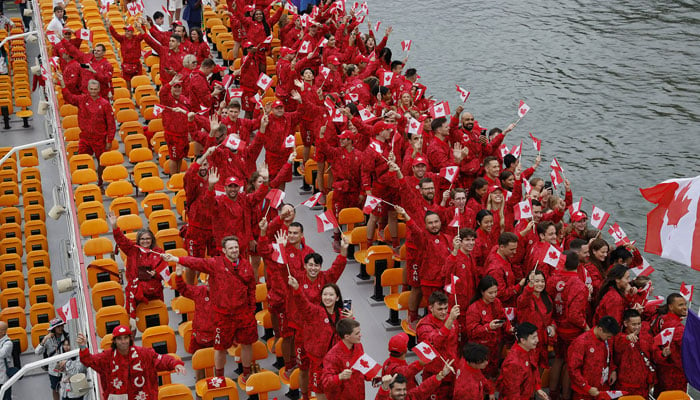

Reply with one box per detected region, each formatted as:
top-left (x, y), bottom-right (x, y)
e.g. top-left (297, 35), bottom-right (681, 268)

top-left (22, 117), bottom-right (30, 128)
top-left (386, 309), bottom-right (400, 326)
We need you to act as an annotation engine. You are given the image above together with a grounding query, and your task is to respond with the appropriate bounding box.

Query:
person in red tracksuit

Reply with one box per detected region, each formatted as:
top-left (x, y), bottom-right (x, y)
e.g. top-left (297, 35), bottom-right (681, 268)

top-left (188, 58), bottom-right (224, 111)
top-left (143, 23), bottom-right (186, 85)
top-left (464, 275), bottom-right (512, 379)
top-left (61, 41), bottom-right (113, 99)
top-left (321, 319), bottom-right (370, 400)
top-left (58, 50), bottom-right (83, 96)
top-left (162, 236), bottom-right (257, 383)
top-left (376, 369), bottom-right (452, 400)
top-left (517, 269), bottom-right (555, 369)
top-left (221, 102), bottom-right (259, 142)
top-left (59, 77), bottom-right (115, 186)
top-left (207, 122), bottom-right (266, 183)
top-left (567, 316), bottom-right (620, 400)
top-left (426, 117), bottom-right (467, 182)
top-left (275, 47), bottom-right (298, 104)
top-left (288, 278), bottom-right (351, 400)
top-left (593, 265), bottom-right (632, 326)
top-left (160, 75), bottom-right (193, 175)
top-left (512, 199), bottom-right (542, 277)
top-left (444, 229), bottom-right (478, 342)
top-left (172, 265), bottom-right (215, 381)
top-left (547, 251), bottom-right (589, 399)
top-left (183, 147), bottom-right (216, 274)
top-left (524, 221), bottom-right (565, 279)
top-left (484, 232), bottom-right (526, 307)
top-left (107, 20), bottom-right (145, 90)
top-left (379, 333), bottom-right (425, 393)
top-left (651, 293), bottom-right (688, 395)
top-left (613, 309), bottom-right (655, 398)
top-left (453, 343), bottom-right (495, 400)
top-left (415, 291), bottom-right (460, 400)
top-left (472, 210), bottom-right (498, 271)
top-left (231, 3), bottom-right (282, 46)
top-left (498, 322), bottom-right (549, 400)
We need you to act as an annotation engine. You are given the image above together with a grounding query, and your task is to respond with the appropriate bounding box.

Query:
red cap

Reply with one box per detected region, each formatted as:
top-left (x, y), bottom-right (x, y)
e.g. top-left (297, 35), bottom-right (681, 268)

top-left (271, 100), bottom-right (284, 108)
top-left (124, 26), bottom-right (134, 32)
top-left (243, 41), bottom-right (254, 49)
top-left (279, 46), bottom-right (295, 57)
top-left (388, 333), bottom-right (409, 353)
top-left (338, 130), bottom-right (354, 140)
top-left (112, 325), bottom-right (132, 338)
top-left (412, 156), bottom-right (427, 167)
top-left (417, 114), bottom-right (430, 122)
top-left (62, 28), bottom-right (72, 33)
top-left (172, 20), bottom-right (183, 26)
top-left (487, 185), bottom-right (503, 196)
top-left (329, 56), bottom-right (341, 65)
top-left (372, 121), bottom-right (394, 135)
top-left (571, 211), bottom-right (587, 222)
top-left (224, 176), bottom-right (244, 187)
top-left (212, 64), bottom-right (226, 73)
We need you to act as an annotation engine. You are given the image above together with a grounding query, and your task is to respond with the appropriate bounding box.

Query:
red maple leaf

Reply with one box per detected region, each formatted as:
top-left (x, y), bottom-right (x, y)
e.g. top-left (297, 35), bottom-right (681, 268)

top-left (522, 205), bottom-right (530, 213)
top-left (592, 213), bottom-right (600, 221)
top-left (422, 345), bottom-right (432, 355)
top-left (548, 251), bottom-right (558, 259)
top-left (680, 285), bottom-right (690, 296)
top-left (666, 184), bottom-right (692, 226)
top-left (359, 359), bottom-right (369, 369)
top-left (662, 329), bottom-right (673, 337)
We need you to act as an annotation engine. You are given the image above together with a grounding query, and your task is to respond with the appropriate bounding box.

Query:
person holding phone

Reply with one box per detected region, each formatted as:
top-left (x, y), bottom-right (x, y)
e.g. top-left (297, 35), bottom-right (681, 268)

top-left (464, 276), bottom-right (512, 379)
top-left (498, 322), bottom-right (550, 400)
top-left (567, 316), bottom-right (620, 399)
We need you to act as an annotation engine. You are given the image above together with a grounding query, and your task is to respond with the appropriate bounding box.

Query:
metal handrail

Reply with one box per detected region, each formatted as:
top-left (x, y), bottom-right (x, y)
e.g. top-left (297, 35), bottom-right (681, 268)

top-left (0, 31), bottom-right (38, 48)
top-left (0, 138), bottom-right (56, 167)
top-left (0, 349), bottom-right (83, 398)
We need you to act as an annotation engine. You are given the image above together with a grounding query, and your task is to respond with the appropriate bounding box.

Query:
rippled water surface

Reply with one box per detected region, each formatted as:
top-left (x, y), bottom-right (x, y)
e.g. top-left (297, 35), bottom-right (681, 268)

top-left (370, 0), bottom-right (700, 293)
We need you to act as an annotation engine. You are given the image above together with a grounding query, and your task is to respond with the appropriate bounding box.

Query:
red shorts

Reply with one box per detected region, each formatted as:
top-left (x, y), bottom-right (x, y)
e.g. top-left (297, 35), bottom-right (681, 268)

top-left (213, 313), bottom-right (258, 350)
top-left (371, 188), bottom-right (399, 217)
top-left (121, 62), bottom-right (143, 83)
top-left (185, 225), bottom-right (216, 258)
top-left (78, 138), bottom-right (107, 159)
top-left (189, 331), bottom-right (215, 353)
top-left (299, 120), bottom-right (315, 147)
top-left (332, 191), bottom-right (361, 219)
top-left (309, 356), bottom-right (324, 394)
top-left (421, 285), bottom-right (442, 300)
top-left (406, 251), bottom-right (421, 287)
top-left (164, 132), bottom-right (189, 162)
top-left (554, 336), bottom-right (574, 359)
top-left (269, 304), bottom-right (294, 338)
top-left (294, 328), bottom-right (310, 370)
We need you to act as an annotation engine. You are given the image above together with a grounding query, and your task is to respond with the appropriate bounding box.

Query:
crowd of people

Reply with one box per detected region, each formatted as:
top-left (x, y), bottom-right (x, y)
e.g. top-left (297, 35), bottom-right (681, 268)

top-left (38, 0), bottom-right (693, 399)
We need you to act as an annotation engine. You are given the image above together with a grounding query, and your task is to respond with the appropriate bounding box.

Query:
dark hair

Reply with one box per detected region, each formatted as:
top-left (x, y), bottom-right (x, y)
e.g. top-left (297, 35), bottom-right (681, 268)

top-left (498, 232), bottom-right (518, 246)
top-left (499, 170), bottom-right (514, 187)
top-left (390, 374), bottom-right (407, 388)
top-left (537, 221), bottom-right (555, 236)
top-left (595, 264), bottom-right (629, 307)
top-left (467, 178), bottom-right (488, 203)
top-left (569, 238), bottom-right (587, 252)
top-left (251, 9), bottom-right (272, 36)
top-left (459, 228), bottom-right (476, 240)
top-left (221, 235), bottom-right (239, 249)
top-left (623, 308), bottom-right (641, 321)
top-left (336, 318), bottom-right (360, 339)
top-left (289, 222), bottom-right (304, 233)
top-left (630, 275), bottom-right (651, 289)
top-left (153, 11), bottom-right (164, 20)
top-left (588, 238), bottom-right (610, 275)
top-left (563, 250), bottom-right (579, 270)
top-left (430, 117), bottom-right (447, 131)
top-left (301, 67), bottom-right (315, 77)
top-left (404, 68), bottom-right (417, 78)
top-left (378, 47), bottom-right (392, 66)
top-left (110, 336), bottom-right (135, 350)
top-left (462, 343), bottom-right (489, 363)
top-left (390, 60), bottom-right (404, 71)
top-left (304, 253), bottom-right (323, 266)
top-left (657, 293), bottom-right (684, 316)
top-left (597, 316), bottom-right (620, 335)
top-left (609, 246), bottom-right (633, 265)
top-left (201, 58), bottom-right (216, 68)
top-left (321, 283), bottom-right (343, 313)
top-left (475, 209), bottom-right (493, 228)
top-left (503, 154), bottom-right (517, 169)
top-left (171, 34), bottom-right (182, 43)
top-left (488, 127), bottom-right (502, 137)
top-left (190, 27), bottom-right (204, 43)
top-left (531, 199), bottom-right (542, 208)
top-left (54, 6), bottom-right (64, 13)
top-left (95, 44), bottom-right (106, 52)
top-left (419, 177), bottom-right (434, 188)
top-left (471, 275), bottom-right (498, 304)
top-left (515, 322), bottom-right (538, 341)
top-left (424, 210), bottom-right (439, 223)
top-left (428, 290), bottom-right (448, 305)
top-left (527, 270), bottom-right (553, 313)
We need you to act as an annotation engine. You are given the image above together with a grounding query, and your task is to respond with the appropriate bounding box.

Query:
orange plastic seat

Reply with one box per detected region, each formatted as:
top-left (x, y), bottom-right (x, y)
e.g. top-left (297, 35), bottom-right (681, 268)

top-left (80, 218), bottom-right (110, 238)
top-left (158, 383), bottom-right (194, 400)
top-left (0, 254), bottom-right (21, 273)
top-left (23, 191), bottom-right (45, 208)
top-left (110, 196), bottom-right (139, 216)
top-left (141, 325), bottom-right (177, 354)
top-left (91, 281), bottom-right (126, 311)
top-left (26, 250), bottom-right (50, 269)
top-left (0, 288), bottom-right (25, 309)
top-left (95, 305), bottom-right (129, 337)
top-left (24, 221), bottom-right (46, 238)
top-left (71, 168), bottom-right (98, 185)
top-left (31, 323), bottom-right (50, 349)
top-left (86, 259), bottom-right (120, 287)
top-left (0, 306), bottom-right (27, 329)
top-left (0, 222), bottom-right (21, 240)
top-left (656, 391), bottom-right (690, 400)
top-left (149, 210), bottom-right (177, 234)
top-left (74, 184), bottom-right (103, 206)
top-left (21, 178), bottom-right (42, 195)
top-left (0, 207), bottom-right (20, 224)
top-left (135, 300), bottom-right (169, 332)
top-left (245, 371), bottom-right (280, 399)
top-left (105, 180), bottom-right (134, 198)
top-left (77, 201), bottom-right (106, 224)
top-left (25, 234), bottom-right (48, 253)
top-left (83, 237), bottom-right (115, 259)
top-left (27, 267), bottom-right (51, 287)
top-left (142, 193), bottom-right (172, 218)
top-left (20, 167), bottom-right (41, 182)
top-left (7, 327), bottom-right (28, 353)
top-left (0, 238), bottom-right (23, 258)
top-left (99, 150), bottom-right (125, 167)
top-left (29, 283), bottom-right (54, 305)
top-left (116, 214), bottom-right (144, 233)
top-left (69, 154), bottom-right (96, 173)
top-left (24, 204), bottom-right (45, 223)
top-left (29, 303), bottom-right (55, 325)
top-left (155, 228), bottom-right (183, 251)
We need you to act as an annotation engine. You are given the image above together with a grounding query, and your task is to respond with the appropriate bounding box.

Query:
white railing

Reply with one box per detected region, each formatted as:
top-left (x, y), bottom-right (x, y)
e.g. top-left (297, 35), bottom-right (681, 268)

top-left (0, 349), bottom-right (83, 398)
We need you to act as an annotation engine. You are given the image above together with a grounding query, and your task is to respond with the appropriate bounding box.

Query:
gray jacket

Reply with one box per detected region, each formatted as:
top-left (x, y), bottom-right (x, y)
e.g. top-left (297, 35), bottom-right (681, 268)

top-left (0, 335), bottom-right (15, 385)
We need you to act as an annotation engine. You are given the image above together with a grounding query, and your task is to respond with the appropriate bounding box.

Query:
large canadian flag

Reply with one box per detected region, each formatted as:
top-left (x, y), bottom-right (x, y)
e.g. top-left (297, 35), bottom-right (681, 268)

top-left (430, 102), bottom-right (450, 118)
top-left (271, 242), bottom-right (286, 264)
top-left (57, 298), bottom-right (79, 322)
top-left (358, 106), bottom-right (375, 121)
top-left (654, 327), bottom-right (675, 347)
top-left (363, 195), bottom-right (381, 214)
top-left (640, 175), bottom-right (700, 271)
top-left (351, 353), bottom-right (381, 379)
top-left (382, 71), bottom-right (393, 87)
top-left (590, 205), bottom-right (610, 230)
top-left (316, 210), bottom-right (339, 232)
top-left (407, 118), bottom-right (422, 135)
top-left (256, 72), bottom-right (273, 91)
top-left (514, 199), bottom-right (533, 220)
top-left (265, 189), bottom-right (285, 209)
top-left (413, 341), bottom-right (438, 363)
top-left (543, 245), bottom-right (563, 268)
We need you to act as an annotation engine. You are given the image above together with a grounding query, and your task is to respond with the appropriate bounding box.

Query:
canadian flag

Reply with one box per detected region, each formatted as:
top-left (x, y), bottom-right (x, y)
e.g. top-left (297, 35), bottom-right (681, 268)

top-left (439, 166), bottom-right (459, 183)
top-left (608, 223), bottom-right (631, 246)
top-left (57, 298), bottom-right (79, 322)
top-left (550, 158), bottom-right (564, 174)
top-left (320, 66), bottom-right (330, 79)
top-left (346, 92), bottom-right (359, 103)
top-left (382, 71), bottom-right (394, 87)
top-left (368, 140), bottom-right (383, 155)
top-left (100, 0), bottom-right (110, 13)
top-left (356, 15), bottom-right (366, 23)
top-left (253, 93), bottom-right (264, 109)
top-left (271, 242), bottom-right (287, 265)
top-left (152, 104), bottom-right (165, 118)
top-left (298, 40), bottom-right (311, 54)
top-left (156, 263), bottom-right (171, 282)
top-left (448, 208), bottom-right (460, 228)
top-left (407, 118), bottom-right (421, 135)
top-left (161, 5), bottom-right (172, 19)
top-left (640, 175), bottom-right (700, 270)
top-left (504, 307), bottom-right (515, 321)
top-left (590, 205), bottom-right (610, 230)
top-left (517, 100), bottom-right (530, 118)
top-left (301, 192), bottom-right (322, 208)
top-left (550, 169), bottom-right (563, 189)
top-left (49, 56), bottom-right (60, 70)
top-left (358, 106), bottom-right (375, 121)
top-left (351, 353), bottom-right (381, 379)
top-left (430, 102), bottom-right (450, 118)
top-left (263, 35), bottom-right (273, 44)
top-left (647, 295), bottom-right (665, 308)
top-left (265, 189), bottom-right (286, 209)
top-left (374, 21), bottom-right (381, 32)
top-left (543, 245), bottom-right (563, 268)
top-left (225, 134), bottom-right (241, 151)
top-left (601, 391), bottom-right (626, 399)
top-left (529, 132), bottom-right (541, 152)
top-left (654, 327), bottom-right (675, 347)
top-left (680, 282), bottom-right (694, 303)
top-left (256, 73), bottom-right (272, 91)
top-left (455, 85), bottom-right (470, 103)
top-left (79, 28), bottom-right (93, 41)
top-left (444, 275), bottom-right (459, 294)
top-left (514, 199), bottom-right (533, 220)
top-left (630, 257), bottom-right (655, 277)
top-left (509, 140), bottom-right (523, 158)
top-left (401, 40), bottom-right (412, 52)
top-left (499, 144), bottom-right (510, 159)
top-left (413, 85), bottom-right (425, 102)
top-left (332, 109), bottom-right (346, 123)
top-left (206, 376), bottom-right (225, 390)
top-left (316, 210), bottom-right (339, 233)
top-left (413, 342), bottom-right (438, 364)
top-left (126, 2), bottom-right (141, 15)
top-left (318, 38), bottom-right (329, 48)
top-left (363, 195), bottom-right (381, 214)
top-left (523, 178), bottom-right (532, 194)
top-left (227, 87), bottom-right (243, 99)
top-left (285, 2), bottom-right (298, 13)
top-left (46, 31), bottom-right (60, 44)
top-left (568, 197), bottom-right (583, 215)
top-left (285, 135), bottom-right (296, 148)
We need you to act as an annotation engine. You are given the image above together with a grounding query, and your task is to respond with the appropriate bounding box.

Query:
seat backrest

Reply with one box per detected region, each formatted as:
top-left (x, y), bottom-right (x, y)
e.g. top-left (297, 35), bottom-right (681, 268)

top-left (148, 210), bottom-right (177, 233)
top-left (116, 214), bottom-right (143, 233)
top-left (86, 259), bottom-right (120, 287)
top-left (0, 288), bottom-right (25, 309)
top-left (158, 383), bottom-right (194, 400)
top-left (30, 322), bottom-right (49, 349)
top-left (26, 250), bottom-right (50, 269)
top-left (0, 306), bottom-right (27, 329)
top-left (191, 347), bottom-right (215, 374)
top-left (80, 218), bottom-right (109, 238)
top-left (141, 325), bottom-right (177, 354)
top-left (0, 254), bottom-right (21, 274)
top-left (24, 221), bottom-right (46, 237)
top-left (110, 196), bottom-right (139, 216)
top-left (74, 184), bottom-right (103, 206)
top-left (656, 391), bottom-right (690, 400)
top-left (105, 180), bottom-right (134, 199)
top-left (381, 268), bottom-right (404, 290)
top-left (91, 281), bottom-right (126, 311)
top-left (338, 207), bottom-right (364, 230)
top-left (29, 283), bottom-right (54, 305)
top-left (27, 266), bottom-right (51, 287)
top-left (245, 370), bottom-right (281, 395)
top-left (7, 327), bottom-right (28, 353)
top-left (0, 238), bottom-right (23, 258)
top-left (0, 270), bottom-right (24, 291)
top-left (349, 226), bottom-right (369, 250)
top-left (365, 245), bottom-right (394, 275)
top-left (23, 204), bottom-right (45, 223)
top-left (202, 377), bottom-right (239, 400)
top-left (95, 305), bottom-right (129, 337)
top-left (83, 237), bottom-right (115, 259)
top-left (155, 228), bottom-right (182, 251)
top-left (24, 235), bottom-right (48, 254)
top-left (29, 302), bottom-right (55, 326)
top-left (135, 300), bottom-right (169, 332)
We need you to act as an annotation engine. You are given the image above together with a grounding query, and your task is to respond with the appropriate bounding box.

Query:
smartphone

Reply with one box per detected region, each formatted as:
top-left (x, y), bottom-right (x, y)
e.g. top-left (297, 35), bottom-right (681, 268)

top-left (343, 299), bottom-right (352, 310)
top-left (80, 63), bottom-right (89, 69)
top-left (480, 129), bottom-right (487, 136)
top-left (493, 319), bottom-right (505, 324)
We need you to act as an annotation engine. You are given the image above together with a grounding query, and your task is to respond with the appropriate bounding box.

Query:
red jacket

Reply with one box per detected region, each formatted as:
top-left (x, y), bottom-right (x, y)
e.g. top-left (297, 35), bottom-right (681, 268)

top-left (498, 344), bottom-right (541, 399)
top-left (183, 162), bottom-right (211, 230)
top-left (62, 89), bottom-right (115, 141)
top-left (406, 219), bottom-right (453, 287)
top-left (613, 331), bottom-right (655, 395)
top-left (452, 360), bottom-right (494, 399)
top-left (178, 255), bottom-right (256, 317)
top-left (567, 330), bottom-right (615, 395)
top-left (109, 25), bottom-right (144, 65)
top-left (426, 135), bottom-right (452, 173)
top-left (62, 59), bottom-right (83, 95)
top-left (317, 140), bottom-right (363, 195)
top-left (443, 252), bottom-right (477, 310)
top-left (222, 116), bottom-right (258, 142)
top-left (112, 228), bottom-right (164, 284)
top-left (261, 110), bottom-right (304, 160)
top-left (379, 357), bottom-right (423, 391)
top-left (187, 40), bottom-right (212, 64)
top-left (547, 270), bottom-right (588, 341)
top-left (652, 313), bottom-right (687, 391)
top-left (160, 82), bottom-right (193, 136)
top-left (63, 41), bottom-right (113, 98)
top-left (144, 32), bottom-right (185, 84)
top-left (472, 228), bottom-right (497, 272)
top-left (188, 69), bottom-right (216, 111)
top-left (594, 288), bottom-right (627, 327)
top-left (464, 298), bottom-right (510, 350)
top-left (516, 285), bottom-right (554, 367)
top-left (321, 341), bottom-right (368, 400)
top-left (234, 5), bottom-right (282, 46)
top-left (416, 313), bottom-right (460, 379)
top-left (209, 134), bottom-right (264, 182)
top-left (206, 185), bottom-right (268, 252)
top-left (484, 251), bottom-right (521, 307)
top-left (290, 289), bottom-right (344, 360)
top-left (361, 139), bottom-right (397, 192)
top-left (173, 275), bottom-right (216, 345)
top-left (275, 58), bottom-right (296, 99)
top-left (79, 346), bottom-right (182, 400)
top-left (375, 375), bottom-right (441, 400)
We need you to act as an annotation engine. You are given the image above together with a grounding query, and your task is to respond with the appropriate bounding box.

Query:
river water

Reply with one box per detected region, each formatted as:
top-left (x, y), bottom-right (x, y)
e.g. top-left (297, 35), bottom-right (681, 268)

top-left (368, 0), bottom-right (700, 294)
